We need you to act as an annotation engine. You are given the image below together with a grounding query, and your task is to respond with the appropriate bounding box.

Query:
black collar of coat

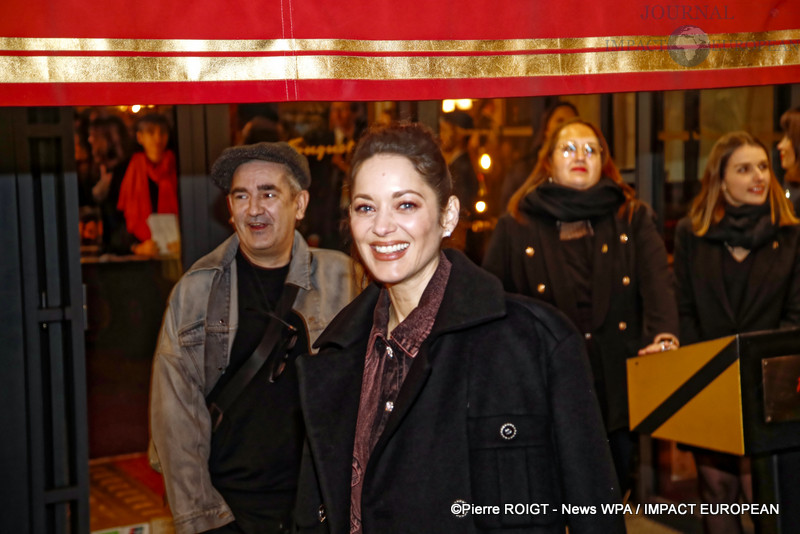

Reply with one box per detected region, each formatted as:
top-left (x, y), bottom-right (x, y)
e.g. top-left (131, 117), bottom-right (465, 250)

top-left (314, 248), bottom-right (506, 351)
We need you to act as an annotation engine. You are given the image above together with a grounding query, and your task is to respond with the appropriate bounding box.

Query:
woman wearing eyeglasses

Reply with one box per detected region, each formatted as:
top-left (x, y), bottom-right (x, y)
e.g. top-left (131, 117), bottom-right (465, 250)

top-left (483, 118), bottom-right (679, 496)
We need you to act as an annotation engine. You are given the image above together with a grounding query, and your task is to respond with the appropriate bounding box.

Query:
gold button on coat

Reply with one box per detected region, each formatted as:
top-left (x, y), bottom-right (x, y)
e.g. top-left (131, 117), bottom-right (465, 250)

top-left (622, 276), bottom-right (631, 286)
top-left (601, 243), bottom-right (609, 253)
top-left (618, 321), bottom-right (627, 331)
top-left (537, 284), bottom-right (546, 293)
top-left (525, 246), bottom-right (535, 257)
top-left (619, 233), bottom-right (629, 243)
top-left (773, 241), bottom-right (779, 249)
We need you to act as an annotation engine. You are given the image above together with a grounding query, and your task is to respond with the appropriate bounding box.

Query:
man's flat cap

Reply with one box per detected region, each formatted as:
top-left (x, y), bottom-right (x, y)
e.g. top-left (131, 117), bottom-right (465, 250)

top-left (211, 142), bottom-right (311, 193)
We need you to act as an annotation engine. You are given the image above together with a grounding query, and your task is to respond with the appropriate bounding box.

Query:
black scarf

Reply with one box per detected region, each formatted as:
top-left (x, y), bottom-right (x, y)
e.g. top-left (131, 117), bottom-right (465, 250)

top-left (704, 202), bottom-right (776, 249)
top-left (519, 177), bottom-right (626, 222)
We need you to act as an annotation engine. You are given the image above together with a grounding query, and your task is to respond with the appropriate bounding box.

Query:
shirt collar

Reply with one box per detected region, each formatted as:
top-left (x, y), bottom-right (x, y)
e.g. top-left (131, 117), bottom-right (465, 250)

top-left (369, 252), bottom-right (452, 359)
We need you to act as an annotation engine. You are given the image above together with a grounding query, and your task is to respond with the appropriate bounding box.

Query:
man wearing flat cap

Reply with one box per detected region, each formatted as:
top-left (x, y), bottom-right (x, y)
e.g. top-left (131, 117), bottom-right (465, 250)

top-left (149, 142), bottom-right (359, 534)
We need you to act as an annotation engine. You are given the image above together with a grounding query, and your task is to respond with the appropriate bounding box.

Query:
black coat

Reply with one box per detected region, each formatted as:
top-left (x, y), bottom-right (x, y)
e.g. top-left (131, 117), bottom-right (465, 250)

top-left (482, 203), bottom-right (678, 432)
top-left (673, 217), bottom-right (800, 343)
top-left (295, 250), bottom-right (624, 534)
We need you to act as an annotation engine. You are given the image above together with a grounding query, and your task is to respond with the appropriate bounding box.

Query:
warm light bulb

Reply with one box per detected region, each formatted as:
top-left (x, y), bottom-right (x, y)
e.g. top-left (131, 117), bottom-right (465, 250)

top-left (475, 201), bottom-right (487, 213)
top-left (442, 100), bottom-right (456, 113)
top-left (131, 105), bottom-right (142, 113)
top-left (456, 99), bottom-right (473, 110)
top-left (479, 153), bottom-right (492, 170)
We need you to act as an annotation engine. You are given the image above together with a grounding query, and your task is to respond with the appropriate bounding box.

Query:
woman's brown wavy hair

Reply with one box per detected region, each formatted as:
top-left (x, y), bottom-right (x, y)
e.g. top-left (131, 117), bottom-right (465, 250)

top-left (780, 107), bottom-right (800, 184)
top-left (507, 118), bottom-right (638, 222)
top-left (688, 131), bottom-right (798, 235)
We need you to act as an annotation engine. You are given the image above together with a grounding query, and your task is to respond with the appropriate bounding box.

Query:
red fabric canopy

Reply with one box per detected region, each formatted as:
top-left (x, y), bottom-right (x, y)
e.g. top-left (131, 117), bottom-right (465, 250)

top-left (1, 0), bottom-right (799, 105)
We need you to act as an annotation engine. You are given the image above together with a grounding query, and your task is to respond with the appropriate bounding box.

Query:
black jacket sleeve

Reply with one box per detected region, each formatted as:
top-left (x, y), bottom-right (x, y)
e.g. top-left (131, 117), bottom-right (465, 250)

top-left (525, 302), bottom-right (626, 533)
top-left (673, 217), bottom-right (702, 345)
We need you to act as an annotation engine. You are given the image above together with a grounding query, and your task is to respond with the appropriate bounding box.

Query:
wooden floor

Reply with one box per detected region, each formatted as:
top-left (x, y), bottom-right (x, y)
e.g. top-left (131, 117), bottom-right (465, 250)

top-left (89, 454), bottom-right (174, 534)
top-left (87, 452), bottom-right (749, 534)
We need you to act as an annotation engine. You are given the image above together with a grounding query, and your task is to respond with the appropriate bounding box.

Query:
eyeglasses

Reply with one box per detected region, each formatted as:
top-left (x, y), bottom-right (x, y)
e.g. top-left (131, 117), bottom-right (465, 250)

top-left (266, 311), bottom-right (299, 383)
top-left (246, 307), bottom-right (300, 383)
top-left (558, 141), bottom-right (602, 159)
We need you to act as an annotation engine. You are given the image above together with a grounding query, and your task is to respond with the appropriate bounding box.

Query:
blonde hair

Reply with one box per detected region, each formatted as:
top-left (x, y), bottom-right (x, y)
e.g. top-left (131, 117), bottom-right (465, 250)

top-left (689, 131), bottom-right (798, 235)
top-left (507, 118), bottom-right (638, 222)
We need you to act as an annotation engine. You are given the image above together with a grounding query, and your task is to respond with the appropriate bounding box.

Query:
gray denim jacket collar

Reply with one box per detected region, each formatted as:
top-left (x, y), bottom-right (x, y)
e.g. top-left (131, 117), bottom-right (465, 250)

top-left (196, 230), bottom-right (315, 392)
top-left (191, 229), bottom-right (314, 287)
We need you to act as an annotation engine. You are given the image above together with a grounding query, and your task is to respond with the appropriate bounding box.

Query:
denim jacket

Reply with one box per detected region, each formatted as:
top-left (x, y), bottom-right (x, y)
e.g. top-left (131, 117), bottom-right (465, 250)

top-left (149, 231), bottom-right (359, 534)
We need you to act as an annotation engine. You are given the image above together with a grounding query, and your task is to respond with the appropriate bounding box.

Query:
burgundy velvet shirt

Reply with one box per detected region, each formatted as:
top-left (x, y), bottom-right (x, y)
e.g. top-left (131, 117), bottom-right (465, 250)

top-left (350, 253), bottom-right (451, 534)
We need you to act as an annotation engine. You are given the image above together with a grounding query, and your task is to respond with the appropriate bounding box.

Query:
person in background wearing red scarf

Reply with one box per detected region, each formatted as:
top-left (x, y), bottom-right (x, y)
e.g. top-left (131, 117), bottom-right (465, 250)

top-left (117, 113), bottom-right (179, 256)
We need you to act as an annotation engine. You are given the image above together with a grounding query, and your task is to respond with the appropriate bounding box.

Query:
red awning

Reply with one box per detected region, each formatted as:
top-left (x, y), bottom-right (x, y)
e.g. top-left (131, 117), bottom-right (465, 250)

top-left (1, 0), bottom-right (799, 106)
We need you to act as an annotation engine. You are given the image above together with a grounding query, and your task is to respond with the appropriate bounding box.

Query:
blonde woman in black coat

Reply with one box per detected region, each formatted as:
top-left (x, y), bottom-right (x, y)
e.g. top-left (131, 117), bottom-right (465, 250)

top-left (294, 123), bottom-right (624, 534)
top-left (674, 131), bottom-right (800, 534)
top-left (483, 118), bottom-right (679, 495)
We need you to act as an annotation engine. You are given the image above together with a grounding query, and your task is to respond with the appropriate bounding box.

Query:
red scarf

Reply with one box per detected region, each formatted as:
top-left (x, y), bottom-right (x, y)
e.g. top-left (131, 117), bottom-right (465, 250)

top-left (117, 150), bottom-right (178, 242)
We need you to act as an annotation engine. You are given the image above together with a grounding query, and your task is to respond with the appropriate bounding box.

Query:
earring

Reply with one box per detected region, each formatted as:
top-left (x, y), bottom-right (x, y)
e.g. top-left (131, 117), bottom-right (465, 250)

top-left (443, 230), bottom-right (452, 238)
top-left (547, 176), bottom-right (553, 183)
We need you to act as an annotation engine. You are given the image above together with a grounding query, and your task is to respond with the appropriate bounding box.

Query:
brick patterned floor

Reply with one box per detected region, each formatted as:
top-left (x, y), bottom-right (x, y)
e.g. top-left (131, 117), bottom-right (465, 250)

top-left (89, 454), bottom-right (173, 534)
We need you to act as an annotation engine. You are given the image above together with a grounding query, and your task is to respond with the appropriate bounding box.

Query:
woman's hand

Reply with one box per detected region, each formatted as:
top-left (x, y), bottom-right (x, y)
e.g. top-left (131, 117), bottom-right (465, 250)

top-left (638, 333), bottom-right (680, 355)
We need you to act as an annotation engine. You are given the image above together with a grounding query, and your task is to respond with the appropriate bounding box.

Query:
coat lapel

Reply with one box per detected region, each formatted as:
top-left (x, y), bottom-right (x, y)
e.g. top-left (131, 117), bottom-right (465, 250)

top-left (739, 237), bottom-right (781, 324)
top-left (367, 342), bottom-right (432, 464)
top-left (296, 285), bottom-right (378, 534)
top-left (296, 347), bottom-right (364, 534)
top-left (698, 239), bottom-right (736, 323)
top-left (368, 250), bottom-right (505, 463)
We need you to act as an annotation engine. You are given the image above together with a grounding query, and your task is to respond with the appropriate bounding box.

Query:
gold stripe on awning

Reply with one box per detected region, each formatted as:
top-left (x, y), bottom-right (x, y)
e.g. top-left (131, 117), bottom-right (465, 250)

top-left (1, 31), bottom-right (798, 83)
top-left (1, 30), bottom-right (798, 54)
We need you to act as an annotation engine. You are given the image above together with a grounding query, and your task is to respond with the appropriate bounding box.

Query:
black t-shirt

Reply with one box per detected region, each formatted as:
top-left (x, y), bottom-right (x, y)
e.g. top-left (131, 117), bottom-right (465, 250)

top-left (208, 250), bottom-right (309, 527)
top-left (561, 233), bottom-right (595, 335)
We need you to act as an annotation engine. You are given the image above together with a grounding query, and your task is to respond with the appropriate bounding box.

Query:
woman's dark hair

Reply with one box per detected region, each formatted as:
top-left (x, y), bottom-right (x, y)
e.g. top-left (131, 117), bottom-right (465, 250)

top-left (529, 101), bottom-right (579, 157)
top-left (507, 118), bottom-right (637, 221)
top-left (689, 131), bottom-right (798, 234)
top-left (348, 121), bottom-right (452, 210)
top-left (88, 115), bottom-right (131, 169)
top-left (136, 113), bottom-right (171, 135)
top-left (780, 107), bottom-right (800, 183)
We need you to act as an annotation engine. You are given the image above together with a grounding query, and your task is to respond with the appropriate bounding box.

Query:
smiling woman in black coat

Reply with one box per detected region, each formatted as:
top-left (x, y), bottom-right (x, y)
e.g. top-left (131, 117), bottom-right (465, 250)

top-left (674, 131), bottom-right (800, 534)
top-left (294, 123), bottom-right (623, 534)
top-left (483, 118), bottom-right (679, 495)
